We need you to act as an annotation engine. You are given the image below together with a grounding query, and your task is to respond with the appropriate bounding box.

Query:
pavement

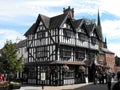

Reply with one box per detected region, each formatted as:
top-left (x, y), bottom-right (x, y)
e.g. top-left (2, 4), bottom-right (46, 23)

top-left (15, 82), bottom-right (117, 90)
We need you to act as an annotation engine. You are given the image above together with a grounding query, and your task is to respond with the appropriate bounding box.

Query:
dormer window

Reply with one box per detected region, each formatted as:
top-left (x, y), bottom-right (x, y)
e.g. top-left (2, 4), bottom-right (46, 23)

top-left (91, 37), bottom-right (97, 45)
top-left (79, 29), bottom-right (85, 34)
top-left (39, 21), bottom-right (43, 25)
top-left (91, 31), bottom-right (98, 45)
top-left (91, 32), bottom-right (97, 37)
top-left (63, 30), bottom-right (71, 40)
top-left (78, 33), bottom-right (87, 42)
top-left (63, 23), bottom-right (67, 28)
top-left (63, 22), bottom-right (71, 29)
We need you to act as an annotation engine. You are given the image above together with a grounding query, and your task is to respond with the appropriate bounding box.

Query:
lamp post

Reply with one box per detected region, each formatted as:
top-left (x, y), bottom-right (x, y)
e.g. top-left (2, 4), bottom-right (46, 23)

top-left (41, 71), bottom-right (46, 90)
top-left (85, 66), bottom-right (88, 84)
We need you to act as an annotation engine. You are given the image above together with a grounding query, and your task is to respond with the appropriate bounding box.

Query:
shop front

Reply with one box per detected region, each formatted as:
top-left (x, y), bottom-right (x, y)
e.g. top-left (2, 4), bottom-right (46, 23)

top-left (23, 61), bottom-right (86, 86)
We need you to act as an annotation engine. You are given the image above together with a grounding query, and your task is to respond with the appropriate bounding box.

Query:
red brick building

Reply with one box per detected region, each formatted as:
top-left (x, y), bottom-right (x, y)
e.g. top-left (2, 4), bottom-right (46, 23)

top-left (102, 48), bottom-right (115, 73)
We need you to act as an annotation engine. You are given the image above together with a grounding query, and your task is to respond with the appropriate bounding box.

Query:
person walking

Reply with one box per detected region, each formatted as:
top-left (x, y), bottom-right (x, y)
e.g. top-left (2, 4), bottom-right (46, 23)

top-left (112, 71), bottom-right (120, 90)
top-left (107, 72), bottom-right (112, 90)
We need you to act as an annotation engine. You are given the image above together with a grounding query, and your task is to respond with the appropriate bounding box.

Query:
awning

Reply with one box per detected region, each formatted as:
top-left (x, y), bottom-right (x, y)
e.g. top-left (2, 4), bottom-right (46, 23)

top-left (50, 61), bottom-right (85, 65)
top-left (25, 61), bottom-right (85, 66)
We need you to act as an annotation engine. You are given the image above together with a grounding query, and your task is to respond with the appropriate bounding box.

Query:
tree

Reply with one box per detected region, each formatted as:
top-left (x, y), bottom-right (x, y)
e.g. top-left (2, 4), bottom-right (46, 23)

top-left (0, 51), bottom-right (7, 73)
top-left (2, 40), bottom-right (24, 75)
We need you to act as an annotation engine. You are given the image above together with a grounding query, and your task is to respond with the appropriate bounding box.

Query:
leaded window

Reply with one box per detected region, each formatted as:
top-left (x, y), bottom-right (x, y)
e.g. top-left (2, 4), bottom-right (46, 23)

top-left (78, 33), bottom-right (87, 41)
top-left (60, 47), bottom-right (71, 58)
top-left (36, 46), bottom-right (48, 58)
top-left (91, 37), bottom-right (97, 45)
top-left (63, 22), bottom-right (71, 29)
top-left (76, 50), bottom-right (85, 60)
top-left (63, 30), bottom-right (71, 40)
top-left (89, 52), bottom-right (95, 60)
top-left (37, 31), bottom-right (45, 39)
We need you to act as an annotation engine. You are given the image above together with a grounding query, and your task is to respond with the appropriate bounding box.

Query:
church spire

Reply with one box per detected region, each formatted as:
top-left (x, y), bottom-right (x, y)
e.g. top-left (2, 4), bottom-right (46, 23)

top-left (97, 10), bottom-right (103, 41)
top-left (104, 37), bottom-right (107, 48)
top-left (97, 10), bottom-right (101, 26)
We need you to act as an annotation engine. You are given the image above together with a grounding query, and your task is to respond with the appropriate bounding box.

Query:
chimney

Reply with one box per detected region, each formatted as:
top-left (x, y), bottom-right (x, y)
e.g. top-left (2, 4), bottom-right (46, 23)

top-left (63, 6), bottom-right (74, 20)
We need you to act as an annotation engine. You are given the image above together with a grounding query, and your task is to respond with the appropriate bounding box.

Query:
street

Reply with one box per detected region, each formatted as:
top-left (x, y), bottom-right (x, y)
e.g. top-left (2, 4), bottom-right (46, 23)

top-left (17, 82), bottom-right (116, 90)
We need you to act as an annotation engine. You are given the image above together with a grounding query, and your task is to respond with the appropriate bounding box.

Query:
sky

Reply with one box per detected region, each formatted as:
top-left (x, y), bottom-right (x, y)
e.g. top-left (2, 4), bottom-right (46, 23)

top-left (0, 0), bottom-right (120, 56)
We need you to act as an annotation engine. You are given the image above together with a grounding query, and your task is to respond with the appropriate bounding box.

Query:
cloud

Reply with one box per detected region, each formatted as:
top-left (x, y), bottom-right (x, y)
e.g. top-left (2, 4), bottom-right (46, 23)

top-left (108, 43), bottom-right (120, 57)
top-left (99, 0), bottom-right (120, 17)
top-left (102, 20), bottom-right (120, 40)
top-left (0, 0), bottom-right (100, 18)
top-left (102, 19), bottom-right (120, 56)
top-left (0, 29), bottom-right (25, 48)
top-left (0, 0), bottom-right (120, 18)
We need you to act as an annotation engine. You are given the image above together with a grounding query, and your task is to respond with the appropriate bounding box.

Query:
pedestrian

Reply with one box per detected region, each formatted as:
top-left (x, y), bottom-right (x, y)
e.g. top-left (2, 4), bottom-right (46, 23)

top-left (107, 72), bottom-right (112, 90)
top-left (112, 71), bottom-right (120, 90)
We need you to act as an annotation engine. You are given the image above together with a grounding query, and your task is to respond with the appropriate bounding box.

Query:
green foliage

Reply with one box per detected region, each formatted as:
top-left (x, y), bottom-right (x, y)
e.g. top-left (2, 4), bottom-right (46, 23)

top-left (2, 40), bottom-right (24, 74)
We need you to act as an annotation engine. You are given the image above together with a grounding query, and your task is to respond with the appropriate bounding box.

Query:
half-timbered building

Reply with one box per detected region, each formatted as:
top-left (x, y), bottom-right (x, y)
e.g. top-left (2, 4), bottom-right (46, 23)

top-left (24, 6), bottom-right (103, 85)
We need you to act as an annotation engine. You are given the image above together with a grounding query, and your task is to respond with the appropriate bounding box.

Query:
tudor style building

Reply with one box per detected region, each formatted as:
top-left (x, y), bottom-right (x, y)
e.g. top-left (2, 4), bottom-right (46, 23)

top-left (24, 7), bottom-right (106, 85)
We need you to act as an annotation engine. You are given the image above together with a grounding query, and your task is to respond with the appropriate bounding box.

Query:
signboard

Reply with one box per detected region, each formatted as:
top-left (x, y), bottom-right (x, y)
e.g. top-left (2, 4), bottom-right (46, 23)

top-left (41, 72), bottom-right (46, 81)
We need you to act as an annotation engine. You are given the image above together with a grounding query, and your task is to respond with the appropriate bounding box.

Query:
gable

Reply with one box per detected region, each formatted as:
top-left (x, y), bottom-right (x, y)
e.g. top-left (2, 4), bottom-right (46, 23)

top-left (75, 19), bottom-right (89, 36)
top-left (60, 14), bottom-right (75, 32)
top-left (91, 25), bottom-right (101, 40)
top-left (87, 24), bottom-right (100, 40)
top-left (36, 14), bottom-right (49, 31)
top-left (36, 21), bottom-right (46, 32)
top-left (24, 14), bottom-right (49, 36)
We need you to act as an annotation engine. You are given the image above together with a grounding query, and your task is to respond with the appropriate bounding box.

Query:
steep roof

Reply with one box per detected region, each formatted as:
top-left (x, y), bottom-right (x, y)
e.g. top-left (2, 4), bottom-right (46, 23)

top-left (24, 13), bottom-right (68, 36)
top-left (24, 23), bottom-right (36, 36)
top-left (87, 24), bottom-right (95, 33)
top-left (87, 24), bottom-right (101, 40)
top-left (49, 13), bottom-right (68, 29)
top-left (40, 14), bottom-right (50, 28)
top-left (24, 9), bottom-right (103, 41)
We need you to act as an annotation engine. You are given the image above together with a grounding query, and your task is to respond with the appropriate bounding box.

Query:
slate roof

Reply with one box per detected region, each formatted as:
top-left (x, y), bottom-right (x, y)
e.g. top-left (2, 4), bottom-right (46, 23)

top-left (15, 39), bottom-right (26, 48)
top-left (49, 13), bottom-right (68, 29)
top-left (102, 48), bottom-right (114, 54)
top-left (24, 13), bottom-right (68, 36)
top-left (72, 19), bottom-right (83, 29)
top-left (87, 24), bottom-right (95, 33)
top-left (39, 14), bottom-right (50, 28)
top-left (24, 10), bottom-right (102, 41)
top-left (24, 23), bottom-right (36, 36)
